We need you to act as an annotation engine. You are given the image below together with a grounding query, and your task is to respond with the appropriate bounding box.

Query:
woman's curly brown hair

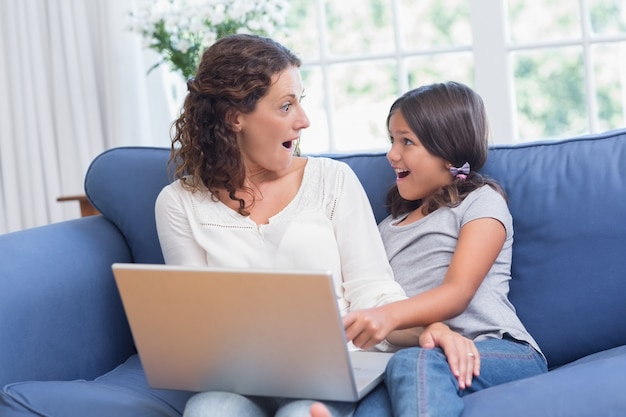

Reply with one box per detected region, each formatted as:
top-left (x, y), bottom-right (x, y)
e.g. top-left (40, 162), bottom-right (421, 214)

top-left (169, 34), bottom-right (301, 215)
top-left (386, 81), bottom-right (506, 219)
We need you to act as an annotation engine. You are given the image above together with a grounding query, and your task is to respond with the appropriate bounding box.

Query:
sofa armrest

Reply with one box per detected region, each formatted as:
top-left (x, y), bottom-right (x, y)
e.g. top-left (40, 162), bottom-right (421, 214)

top-left (0, 216), bottom-right (136, 387)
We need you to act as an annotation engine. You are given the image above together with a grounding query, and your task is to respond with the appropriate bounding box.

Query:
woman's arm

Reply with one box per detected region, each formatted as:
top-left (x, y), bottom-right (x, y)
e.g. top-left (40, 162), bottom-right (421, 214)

top-left (330, 163), bottom-right (407, 310)
top-left (154, 183), bottom-right (208, 265)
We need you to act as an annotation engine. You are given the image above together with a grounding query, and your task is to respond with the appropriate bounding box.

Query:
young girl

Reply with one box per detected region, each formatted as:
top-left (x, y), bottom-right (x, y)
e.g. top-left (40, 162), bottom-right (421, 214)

top-left (343, 82), bottom-right (548, 416)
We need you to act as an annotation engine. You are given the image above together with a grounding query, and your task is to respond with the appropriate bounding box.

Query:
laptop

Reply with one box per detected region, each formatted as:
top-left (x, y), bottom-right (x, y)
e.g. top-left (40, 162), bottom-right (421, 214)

top-left (112, 263), bottom-right (392, 402)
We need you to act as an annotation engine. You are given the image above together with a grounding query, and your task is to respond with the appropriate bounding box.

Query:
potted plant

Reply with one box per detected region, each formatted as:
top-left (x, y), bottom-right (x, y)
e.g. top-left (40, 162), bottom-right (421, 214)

top-left (128, 0), bottom-right (290, 80)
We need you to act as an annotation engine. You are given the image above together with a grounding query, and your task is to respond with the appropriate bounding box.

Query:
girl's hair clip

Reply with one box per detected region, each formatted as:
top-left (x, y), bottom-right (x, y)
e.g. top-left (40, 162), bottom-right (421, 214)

top-left (449, 162), bottom-right (470, 180)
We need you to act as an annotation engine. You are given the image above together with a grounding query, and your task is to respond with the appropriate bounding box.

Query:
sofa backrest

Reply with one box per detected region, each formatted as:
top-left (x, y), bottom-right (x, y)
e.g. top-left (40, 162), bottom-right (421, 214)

top-left (84, 148), bottom-right (395, 264)
top-left (482, 129), bottom-right (626, 368)
top-left (85, 147), bottom-right (173, 264)
top-left (85, 128), bottom-right (626, 369)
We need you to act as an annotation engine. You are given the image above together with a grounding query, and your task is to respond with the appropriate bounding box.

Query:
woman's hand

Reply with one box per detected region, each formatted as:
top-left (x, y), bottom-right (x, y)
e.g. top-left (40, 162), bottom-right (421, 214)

top-left (343, 305), bottom-right (398, 350)
top-left (420, 322), bottom-right (480, 390)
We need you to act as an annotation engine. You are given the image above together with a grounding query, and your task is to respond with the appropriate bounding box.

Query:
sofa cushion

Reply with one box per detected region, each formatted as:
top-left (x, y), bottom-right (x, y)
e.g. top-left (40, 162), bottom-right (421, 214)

top-left (0, 355), bottom-right (192, 417)
top-left (461, 345), bottom-right (626, 417)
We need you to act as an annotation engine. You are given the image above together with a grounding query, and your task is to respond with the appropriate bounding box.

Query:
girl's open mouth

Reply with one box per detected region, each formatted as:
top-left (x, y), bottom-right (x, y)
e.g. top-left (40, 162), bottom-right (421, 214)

top-left (395, 169), bottom-right (410, 179)
top-left (282, 141), bottom-right (293, 149)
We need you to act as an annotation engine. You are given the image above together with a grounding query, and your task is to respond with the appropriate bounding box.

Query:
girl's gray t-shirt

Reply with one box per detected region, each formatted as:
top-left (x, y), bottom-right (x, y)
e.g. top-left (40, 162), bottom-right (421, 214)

top-left (378, 185), bottom-right (542, 356)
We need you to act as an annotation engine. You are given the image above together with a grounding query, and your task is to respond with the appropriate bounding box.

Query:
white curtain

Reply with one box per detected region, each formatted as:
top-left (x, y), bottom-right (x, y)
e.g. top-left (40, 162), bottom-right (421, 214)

top-left (0, 0), bottom-right (176, 234)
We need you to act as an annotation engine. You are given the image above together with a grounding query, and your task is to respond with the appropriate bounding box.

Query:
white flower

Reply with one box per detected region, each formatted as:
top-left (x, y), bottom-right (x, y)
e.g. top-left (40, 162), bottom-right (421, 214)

top-left (201, 32), bottom-right (218, 46)
top-left (177, 39), bottom-right (192, 53)
top-left (225, 2), bottom-right (248, 23)
top-left (188, 17), bottom-right (205, 33)
top-left (210, 6), bottom-right (227, 26)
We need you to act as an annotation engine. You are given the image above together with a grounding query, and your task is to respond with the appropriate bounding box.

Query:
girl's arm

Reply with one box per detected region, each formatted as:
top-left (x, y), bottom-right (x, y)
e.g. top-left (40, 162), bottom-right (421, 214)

top-left (384, 323), bottom-right (481, 390)
top-left (344, 216), bottom-right (506, 348)
top-left (418, 322), bottom-right (481, 390)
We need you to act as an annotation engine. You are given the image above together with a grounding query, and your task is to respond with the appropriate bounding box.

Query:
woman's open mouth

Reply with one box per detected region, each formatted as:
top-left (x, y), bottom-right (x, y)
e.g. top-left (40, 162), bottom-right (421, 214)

top-left (282, 140), bottom-right (293, 149)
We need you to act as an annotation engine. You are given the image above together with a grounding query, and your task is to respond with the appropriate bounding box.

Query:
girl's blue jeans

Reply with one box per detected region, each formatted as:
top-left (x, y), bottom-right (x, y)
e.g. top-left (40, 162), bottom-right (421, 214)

top-left (354, 337), bottom-right (547, 417)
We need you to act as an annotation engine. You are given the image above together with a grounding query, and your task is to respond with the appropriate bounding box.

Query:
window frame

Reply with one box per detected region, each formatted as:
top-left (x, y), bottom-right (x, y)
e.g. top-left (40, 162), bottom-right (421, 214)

top-left (298, 0), bottom-right (626, 149)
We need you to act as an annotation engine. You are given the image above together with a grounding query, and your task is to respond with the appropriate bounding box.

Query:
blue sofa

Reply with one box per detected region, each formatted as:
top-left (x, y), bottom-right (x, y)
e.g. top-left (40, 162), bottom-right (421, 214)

top-left (1, 128), bottom-right (626, 416)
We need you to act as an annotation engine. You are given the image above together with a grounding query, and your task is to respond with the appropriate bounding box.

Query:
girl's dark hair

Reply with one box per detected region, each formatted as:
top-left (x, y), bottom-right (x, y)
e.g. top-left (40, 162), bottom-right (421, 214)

top-left (169, 34), bottom-right (301, 215)
top-left (386, 81), bottom-right (505, 218)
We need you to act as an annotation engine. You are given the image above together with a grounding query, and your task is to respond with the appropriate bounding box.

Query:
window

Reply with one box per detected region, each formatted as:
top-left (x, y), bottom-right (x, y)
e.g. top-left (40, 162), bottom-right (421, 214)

top-left (274, 0), bottom-right (626, 153)
top-left (507, 0), bottom-right (626, 141)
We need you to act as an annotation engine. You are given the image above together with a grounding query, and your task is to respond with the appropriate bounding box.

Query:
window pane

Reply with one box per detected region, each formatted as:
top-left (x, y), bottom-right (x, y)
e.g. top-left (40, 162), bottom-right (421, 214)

top-left (513, 47), bottom-right (587, 141)
top-left (588, 0), bottom-right (626, 35)
top-left (282, 0), bottom-right (320, 61)
top-left (405, 52), bottom-right (474, 89)
top-left (592, 42), bottom-right (626, 131)
top-left (328, 61), bottom-right (398, 152)
top-left (507, 0), bottom-right (582, 43)
top-left (397, 0), bottom-right (471, 49)
top-left (325, 0), bottom-right (394, 56)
